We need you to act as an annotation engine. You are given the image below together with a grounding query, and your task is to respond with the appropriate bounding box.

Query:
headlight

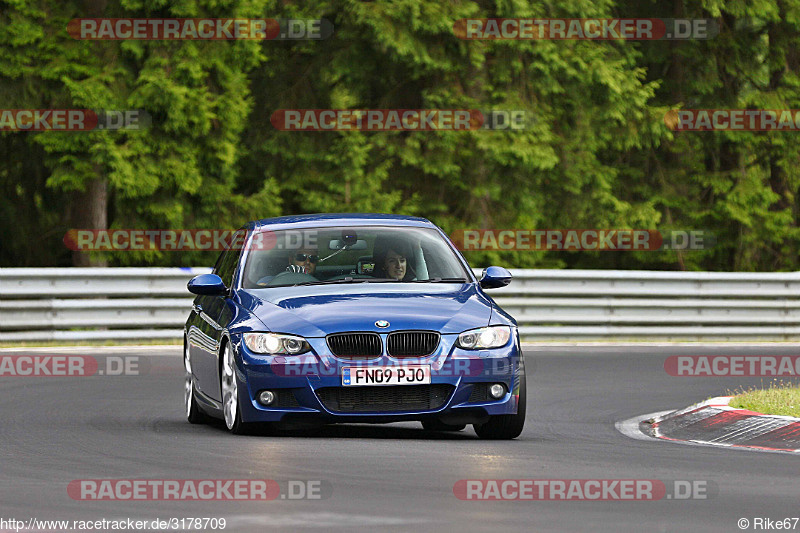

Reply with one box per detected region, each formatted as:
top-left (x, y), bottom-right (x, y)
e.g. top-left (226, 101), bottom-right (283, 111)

top-left (456, 326), bottom-right (512, 350)
top-left (243, 333), bottom-right (310, 355)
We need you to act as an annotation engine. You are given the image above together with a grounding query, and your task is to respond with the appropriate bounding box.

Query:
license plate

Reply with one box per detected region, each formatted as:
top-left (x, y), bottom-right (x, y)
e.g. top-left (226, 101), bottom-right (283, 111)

top-left (342, 365), bottom-right (431, 386)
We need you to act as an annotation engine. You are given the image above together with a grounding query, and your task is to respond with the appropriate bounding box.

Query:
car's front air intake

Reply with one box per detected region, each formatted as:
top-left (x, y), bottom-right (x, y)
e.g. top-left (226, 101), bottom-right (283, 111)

top-left (315, 384), bottom-right (454, 412)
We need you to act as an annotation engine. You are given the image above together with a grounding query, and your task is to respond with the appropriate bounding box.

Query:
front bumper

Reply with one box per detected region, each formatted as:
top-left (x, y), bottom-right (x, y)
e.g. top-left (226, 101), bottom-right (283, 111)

top-left (232, 332), bottom-right (524, 424)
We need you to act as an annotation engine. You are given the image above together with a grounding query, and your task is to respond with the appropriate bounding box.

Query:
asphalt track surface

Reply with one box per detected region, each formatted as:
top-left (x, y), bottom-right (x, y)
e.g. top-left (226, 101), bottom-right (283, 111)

top-left (1, 345), bottom-right (798, 533)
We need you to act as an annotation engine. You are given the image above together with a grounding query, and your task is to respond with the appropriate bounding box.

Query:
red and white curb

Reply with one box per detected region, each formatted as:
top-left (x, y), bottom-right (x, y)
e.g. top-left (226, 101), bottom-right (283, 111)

top-left (616, 396), bottom-right (800, 454)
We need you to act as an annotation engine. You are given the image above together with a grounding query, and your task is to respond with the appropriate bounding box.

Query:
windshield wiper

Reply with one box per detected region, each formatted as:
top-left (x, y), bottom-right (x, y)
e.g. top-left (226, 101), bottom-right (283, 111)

top-left (291, 279), bottom-right (355, 287)
top-left (411, 277), bottom-right (468, 283)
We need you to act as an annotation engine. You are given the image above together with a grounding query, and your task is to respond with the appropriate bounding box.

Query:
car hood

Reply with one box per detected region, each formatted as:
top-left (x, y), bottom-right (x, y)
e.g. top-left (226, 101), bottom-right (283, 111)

top-left (238, 283), bottom-right (493, 337)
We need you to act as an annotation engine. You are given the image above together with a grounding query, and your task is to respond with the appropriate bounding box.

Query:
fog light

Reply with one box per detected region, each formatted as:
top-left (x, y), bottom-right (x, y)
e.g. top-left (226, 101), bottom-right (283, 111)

top-left (489, 384), bottom-right (506, 399)
top-left (258, 390), bottom-right (276, 406)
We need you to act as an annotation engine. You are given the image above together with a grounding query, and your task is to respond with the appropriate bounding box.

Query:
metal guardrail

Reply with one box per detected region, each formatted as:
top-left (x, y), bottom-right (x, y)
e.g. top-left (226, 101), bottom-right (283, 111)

top-left (492, 269), bottom-right (800, 341)
top-left (1, 268), bottom-right (800, 342)
top-left (0, 268), bottom-right (210, 342)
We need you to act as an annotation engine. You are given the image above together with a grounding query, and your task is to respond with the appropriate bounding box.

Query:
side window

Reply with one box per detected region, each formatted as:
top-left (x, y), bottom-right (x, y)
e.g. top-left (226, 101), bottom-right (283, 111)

top-left (214, 230), bottom-right (245, 289)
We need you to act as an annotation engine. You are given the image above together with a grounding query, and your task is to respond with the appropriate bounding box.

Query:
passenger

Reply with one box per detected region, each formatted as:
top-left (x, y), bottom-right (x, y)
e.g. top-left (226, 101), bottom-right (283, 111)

top-left (372, 237), bottom-right (415, 281)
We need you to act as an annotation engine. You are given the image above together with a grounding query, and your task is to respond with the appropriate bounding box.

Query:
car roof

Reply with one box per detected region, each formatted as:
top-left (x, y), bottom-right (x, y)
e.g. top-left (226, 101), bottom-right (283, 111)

top-left (250, 213), bottom-right (436, 231)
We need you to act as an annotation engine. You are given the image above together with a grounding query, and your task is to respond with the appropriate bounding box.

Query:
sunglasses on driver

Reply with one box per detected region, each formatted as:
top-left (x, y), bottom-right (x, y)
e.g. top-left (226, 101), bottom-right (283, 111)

top-left (294, 253), bottom-right (319, 263)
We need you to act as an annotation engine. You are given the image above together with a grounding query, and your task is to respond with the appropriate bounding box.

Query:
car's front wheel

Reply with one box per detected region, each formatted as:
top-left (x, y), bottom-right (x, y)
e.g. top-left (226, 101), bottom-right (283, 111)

top-left (221, 342), bottom-right (247, 434)
top-left (473, 372), bottom-right (526, 440)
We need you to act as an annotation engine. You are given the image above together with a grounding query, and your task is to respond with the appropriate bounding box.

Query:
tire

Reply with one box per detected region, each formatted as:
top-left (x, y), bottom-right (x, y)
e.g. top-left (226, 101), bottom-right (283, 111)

top-left (473, 372), bottom-right (527, 440)
top-left (221, 342), bottom-right (248, 435)
top-left (185, 341), bottom-right (208, 424)
top-left (421, 420), bottom-right (467, 432)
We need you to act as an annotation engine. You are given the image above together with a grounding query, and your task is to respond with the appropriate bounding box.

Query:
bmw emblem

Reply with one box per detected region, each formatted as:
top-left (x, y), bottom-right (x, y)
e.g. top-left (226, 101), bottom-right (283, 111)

top-left (375, 320), bottom-right (390, 328)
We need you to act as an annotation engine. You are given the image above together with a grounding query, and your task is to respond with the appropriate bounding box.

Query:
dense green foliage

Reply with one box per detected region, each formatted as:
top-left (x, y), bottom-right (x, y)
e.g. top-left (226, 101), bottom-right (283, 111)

top-left (1, 0), bottom-right (799, 270)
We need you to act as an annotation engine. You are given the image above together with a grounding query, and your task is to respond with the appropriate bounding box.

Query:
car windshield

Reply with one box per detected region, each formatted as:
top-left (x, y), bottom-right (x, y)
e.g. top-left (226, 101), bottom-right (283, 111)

top-left (241, 225), bottom-right (470, 289)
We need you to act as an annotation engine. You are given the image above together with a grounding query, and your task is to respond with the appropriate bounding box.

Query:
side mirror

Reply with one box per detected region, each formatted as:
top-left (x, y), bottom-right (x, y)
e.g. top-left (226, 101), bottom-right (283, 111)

top-left (187, 274), bottom-right (228, 296)
top-left (479, 266), bottom-right (512, 289)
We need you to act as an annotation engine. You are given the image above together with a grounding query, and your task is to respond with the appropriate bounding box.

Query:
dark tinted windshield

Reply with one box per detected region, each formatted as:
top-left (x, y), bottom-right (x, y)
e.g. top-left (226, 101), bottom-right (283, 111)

top-left (242, 226), bottom-right (470, 289)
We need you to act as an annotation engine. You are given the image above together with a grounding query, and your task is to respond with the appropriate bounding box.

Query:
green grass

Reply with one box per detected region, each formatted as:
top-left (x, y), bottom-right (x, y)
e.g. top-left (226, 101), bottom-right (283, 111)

top-left (728, 379), bottom-right (800, 418)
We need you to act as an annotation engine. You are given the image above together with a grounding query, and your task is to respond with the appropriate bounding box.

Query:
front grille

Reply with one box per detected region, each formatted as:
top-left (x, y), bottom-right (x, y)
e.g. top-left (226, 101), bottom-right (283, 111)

top-left (327, 333), bottom-right (382, 359)
top-left (387, 331), bottom-right (440, 357)
top-left (316, 384), bottom-right (454, 413)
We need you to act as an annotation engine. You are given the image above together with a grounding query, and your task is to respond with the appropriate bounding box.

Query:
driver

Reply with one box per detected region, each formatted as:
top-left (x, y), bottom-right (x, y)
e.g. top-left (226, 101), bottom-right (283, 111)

top-left (255, 246), bottom-right (319, 286)
top-left (286, 248), bottom-right (319, 275)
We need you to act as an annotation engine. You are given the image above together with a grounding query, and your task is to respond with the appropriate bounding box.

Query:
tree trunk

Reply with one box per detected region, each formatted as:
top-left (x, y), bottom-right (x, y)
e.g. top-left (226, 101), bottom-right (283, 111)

top-left (70, 174), bottom-right (108, 267)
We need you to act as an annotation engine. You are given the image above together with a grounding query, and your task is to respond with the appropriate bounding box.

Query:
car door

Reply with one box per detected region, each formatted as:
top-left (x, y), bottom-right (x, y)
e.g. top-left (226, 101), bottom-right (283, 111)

top-left (192, 230), bottom-right (243, 401)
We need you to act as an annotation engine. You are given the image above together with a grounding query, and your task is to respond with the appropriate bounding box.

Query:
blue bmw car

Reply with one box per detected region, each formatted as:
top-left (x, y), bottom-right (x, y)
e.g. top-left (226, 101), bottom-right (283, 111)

top-left (184, 214), bottom-right (526, 439)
